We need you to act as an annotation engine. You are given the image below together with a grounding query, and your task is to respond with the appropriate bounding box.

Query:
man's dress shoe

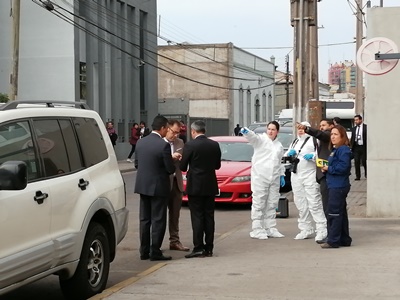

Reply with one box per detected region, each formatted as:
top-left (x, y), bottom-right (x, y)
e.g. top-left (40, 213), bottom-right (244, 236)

top-left (185, 251), bottom-right (205, 258)
top-left (320, 242), bottom-right (339, 249)
top-left (140, 254), bottom-right (150, 260)
top-left (170, 243), bottom-right (190, 251)
top-left (150, 254), bottom-right (172, 261)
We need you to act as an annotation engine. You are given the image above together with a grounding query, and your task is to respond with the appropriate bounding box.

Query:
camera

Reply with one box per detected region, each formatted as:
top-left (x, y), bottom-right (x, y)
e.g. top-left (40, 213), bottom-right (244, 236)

top-left (282, 156), bottom-right (295, 164)
top-left (282, 156), bottom-right (299, 173)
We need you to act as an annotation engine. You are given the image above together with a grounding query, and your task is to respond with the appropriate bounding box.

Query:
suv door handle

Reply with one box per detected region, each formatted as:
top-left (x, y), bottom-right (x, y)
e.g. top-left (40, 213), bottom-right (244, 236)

top-left (34, 191), bottom-right (48, 204)
top-left (78, 178), bottom-right (89, 191)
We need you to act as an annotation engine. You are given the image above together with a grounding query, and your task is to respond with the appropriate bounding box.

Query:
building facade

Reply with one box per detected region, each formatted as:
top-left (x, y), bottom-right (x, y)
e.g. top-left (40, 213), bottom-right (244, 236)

top-left (328, 60), bottom-right (356, 94)
top-left (0, 0), bottom-right (158, 158)
top-left (157, 43), bottom-right (275, 135)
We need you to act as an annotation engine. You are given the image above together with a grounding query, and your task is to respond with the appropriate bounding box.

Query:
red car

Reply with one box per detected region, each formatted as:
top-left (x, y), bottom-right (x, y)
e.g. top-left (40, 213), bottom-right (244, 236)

top-left (182, 136), bottom-right (253, 204)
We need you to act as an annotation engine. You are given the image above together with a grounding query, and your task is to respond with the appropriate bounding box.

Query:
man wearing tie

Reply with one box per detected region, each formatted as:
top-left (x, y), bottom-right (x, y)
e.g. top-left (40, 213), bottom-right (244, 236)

top-left (134, 115), bottom-right (175, 261)
top-left (350, 114), bottom-right (367, 180)
top-left (164, 120), bottom-right (190, 252)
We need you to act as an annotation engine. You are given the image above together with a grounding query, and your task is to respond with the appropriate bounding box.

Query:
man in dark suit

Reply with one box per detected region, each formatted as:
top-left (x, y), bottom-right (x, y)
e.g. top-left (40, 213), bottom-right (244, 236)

top-left (350, 114), bottom-right (367, 180)
top-left (134, 115), bottom-right (175, 261)
top-left (180, 121), bottom-right (221, 258)
top-left (164, 119), bottom-right (189, 252)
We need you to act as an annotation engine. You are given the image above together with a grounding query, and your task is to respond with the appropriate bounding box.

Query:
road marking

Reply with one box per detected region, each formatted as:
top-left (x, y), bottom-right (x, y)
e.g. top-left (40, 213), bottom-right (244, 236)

top-left (89, 263), bottom-right (167, 300)
top-left (90, 221), bottom-right (249, 299)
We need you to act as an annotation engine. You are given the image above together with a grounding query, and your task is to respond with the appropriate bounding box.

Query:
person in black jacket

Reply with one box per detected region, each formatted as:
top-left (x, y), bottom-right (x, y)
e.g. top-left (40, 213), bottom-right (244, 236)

top-left (180, 120), bottom-right (221, 258)
top-left (139, 121), bottom-right (150, 139)
top-left (350, 114), bottom-right (367, 180)
top-left (234, 124), bottom-right (242, 136)
top-left (134, 115), bottom-right (175, 261)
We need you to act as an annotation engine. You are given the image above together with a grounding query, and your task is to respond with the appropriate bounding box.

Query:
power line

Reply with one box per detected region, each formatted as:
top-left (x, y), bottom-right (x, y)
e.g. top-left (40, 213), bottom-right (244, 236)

top-left (32, 0), bottom-right (278, 91)
top-left (85, 0), bottom-right (273, 80)
top-left (59, 0), bottom-right (262, 82)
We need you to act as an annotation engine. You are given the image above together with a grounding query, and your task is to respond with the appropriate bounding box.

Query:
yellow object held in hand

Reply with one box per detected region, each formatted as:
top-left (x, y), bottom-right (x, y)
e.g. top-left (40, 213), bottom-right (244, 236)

top-left (316, 158), bottom-right (328, 167)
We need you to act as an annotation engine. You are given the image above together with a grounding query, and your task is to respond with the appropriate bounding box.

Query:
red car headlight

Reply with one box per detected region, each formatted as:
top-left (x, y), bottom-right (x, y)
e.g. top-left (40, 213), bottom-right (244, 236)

top-left (231, 175), bottom-right (251, 182)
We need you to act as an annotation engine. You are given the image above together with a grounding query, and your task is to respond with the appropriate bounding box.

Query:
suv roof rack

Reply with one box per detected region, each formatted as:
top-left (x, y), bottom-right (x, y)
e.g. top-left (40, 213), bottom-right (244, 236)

top-left (0, 100), bottom-right (90, 111)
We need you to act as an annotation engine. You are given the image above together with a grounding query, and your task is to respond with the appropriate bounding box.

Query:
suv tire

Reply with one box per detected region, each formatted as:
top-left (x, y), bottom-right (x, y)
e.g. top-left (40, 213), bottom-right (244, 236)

top-left (60, 222), bottom-right (110, 299)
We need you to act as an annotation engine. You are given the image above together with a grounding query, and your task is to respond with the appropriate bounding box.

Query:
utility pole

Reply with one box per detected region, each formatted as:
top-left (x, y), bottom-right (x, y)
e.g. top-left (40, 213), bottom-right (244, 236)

top-left (10, 0), bottom-right (21, 101)
top-left (291, 0), bottom-right (310, 124)
top-left (285, 54), bottom-right (290, 109)
top-left (355, 0), bottom-right (364, 115)
top-left (308, 0), bottom-right (319, 101)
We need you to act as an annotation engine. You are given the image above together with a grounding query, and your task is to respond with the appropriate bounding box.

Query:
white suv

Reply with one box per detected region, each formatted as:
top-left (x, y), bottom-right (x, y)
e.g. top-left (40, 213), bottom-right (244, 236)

top-left (0, 101), bottom-right (129, 299)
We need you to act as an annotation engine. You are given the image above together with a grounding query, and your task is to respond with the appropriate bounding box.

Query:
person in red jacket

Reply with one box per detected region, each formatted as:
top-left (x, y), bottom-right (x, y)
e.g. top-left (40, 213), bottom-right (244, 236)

top-left (179, 121), bottom-right (187, 143)
top-left (127, 123), bottom-right (139, 162)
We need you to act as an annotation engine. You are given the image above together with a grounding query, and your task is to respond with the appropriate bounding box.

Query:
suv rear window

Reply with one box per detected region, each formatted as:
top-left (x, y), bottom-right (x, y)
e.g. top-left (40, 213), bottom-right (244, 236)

top-left (33, 119), bottom-right (84, 176)
top-left (73, 117), bottom-right (108, 166)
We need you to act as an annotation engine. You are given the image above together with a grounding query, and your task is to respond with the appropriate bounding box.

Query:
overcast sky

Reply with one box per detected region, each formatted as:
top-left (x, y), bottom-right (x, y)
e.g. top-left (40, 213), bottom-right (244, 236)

top-left (157, 0), bottom-right (399, 83)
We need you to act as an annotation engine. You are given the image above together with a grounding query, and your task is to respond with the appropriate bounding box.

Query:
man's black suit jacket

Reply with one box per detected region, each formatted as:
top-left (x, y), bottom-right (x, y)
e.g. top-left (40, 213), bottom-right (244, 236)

top-left (179, 135), bottom-right (221, 196)
top-left (305, 127), bottom-right (331, 181)
top-left (350, 123), bottom-right (367, 151)
top-left (134, 132), bottom-right (175, 197)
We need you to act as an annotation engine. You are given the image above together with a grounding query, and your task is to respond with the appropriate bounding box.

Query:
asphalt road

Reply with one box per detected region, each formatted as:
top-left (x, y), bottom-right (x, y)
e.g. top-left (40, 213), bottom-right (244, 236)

top-left (0, 171), bottom-right (252, 300)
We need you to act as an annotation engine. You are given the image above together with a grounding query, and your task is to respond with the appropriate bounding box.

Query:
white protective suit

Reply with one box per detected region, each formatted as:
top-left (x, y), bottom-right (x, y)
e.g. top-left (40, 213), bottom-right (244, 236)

top-left (285, 125), bottom-right (327, 241)
top-left (243, 129), bottom-right (285, 239)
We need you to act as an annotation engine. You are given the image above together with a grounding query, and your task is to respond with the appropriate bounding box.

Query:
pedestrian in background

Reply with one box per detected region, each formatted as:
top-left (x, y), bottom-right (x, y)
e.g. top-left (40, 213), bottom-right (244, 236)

top-left (106, 121), bottom-right (118, 148)
top-left (139, 121), bottom-right (150, 139)
top-left (164, 119), bottom-right (189, 252)
top-left (127, 123), bottom-right (139, 162)
top-left (234, 124), bottom-right (242, 136)
top-left (179, 121), bottom-right (187, 143)
top-left (285, 121), bottom-right (327, 242)
top-left (134, 115), bottom-right (175, 261)
top-left (332, 117), bottom-right (341, 126)
top-left (180, 120), bottom-right (221, 258)
top-left (240, 121), bottom-right (286, 240)
top-left (350, 114), bottom-right (367, 180)
top-left (320, 125), bottom-right (352, 249)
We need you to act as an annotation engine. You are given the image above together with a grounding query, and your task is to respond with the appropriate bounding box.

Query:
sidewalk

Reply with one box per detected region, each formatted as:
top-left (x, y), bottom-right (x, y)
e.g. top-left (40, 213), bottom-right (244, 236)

top-left (95, 162), bottom-right (387, 300)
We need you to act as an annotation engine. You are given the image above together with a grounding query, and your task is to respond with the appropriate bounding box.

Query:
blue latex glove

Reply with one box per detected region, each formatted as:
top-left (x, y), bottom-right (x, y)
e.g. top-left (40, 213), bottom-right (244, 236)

top-left (287, 149), bottom-right (296, 157)
top-left (240, 127), bottom-right (249, 135)
top-left (280, 175), bottom-right (285, 187)
top-left (303, 153), bottom-right (314, 161)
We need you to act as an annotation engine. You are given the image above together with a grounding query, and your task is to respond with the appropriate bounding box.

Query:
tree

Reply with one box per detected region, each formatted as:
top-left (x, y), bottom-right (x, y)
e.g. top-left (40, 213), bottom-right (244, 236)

top-left (0, 93), bottom-right (9, 103)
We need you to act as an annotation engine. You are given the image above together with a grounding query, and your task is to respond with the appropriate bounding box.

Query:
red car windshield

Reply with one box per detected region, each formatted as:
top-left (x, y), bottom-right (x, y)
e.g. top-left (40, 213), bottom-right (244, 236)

top-left (218, 141), bottom-right (254, 162)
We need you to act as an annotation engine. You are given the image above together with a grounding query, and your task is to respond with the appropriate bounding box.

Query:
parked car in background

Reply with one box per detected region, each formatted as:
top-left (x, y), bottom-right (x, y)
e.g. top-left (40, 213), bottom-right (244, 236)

top-left (0, 101), bottom-right (128, 299)
top-left (253, 125), bottom-right (293, 151)
top-left (247, 122), bottom-right (268, 131)
top-left (182, 135), bottom-right (292, 204)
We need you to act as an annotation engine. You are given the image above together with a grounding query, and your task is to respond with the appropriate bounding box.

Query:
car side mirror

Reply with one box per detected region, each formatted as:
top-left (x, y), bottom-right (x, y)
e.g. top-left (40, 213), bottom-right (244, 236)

top-left (0, 161), bottom-right (28, 191)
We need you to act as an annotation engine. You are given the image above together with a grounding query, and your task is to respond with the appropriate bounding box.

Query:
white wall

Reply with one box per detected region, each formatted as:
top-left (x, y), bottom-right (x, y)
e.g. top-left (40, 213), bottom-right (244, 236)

top-left (0, 1), bottom-right (76, 101)
top-left (366, 7), bottom-right (400, 217)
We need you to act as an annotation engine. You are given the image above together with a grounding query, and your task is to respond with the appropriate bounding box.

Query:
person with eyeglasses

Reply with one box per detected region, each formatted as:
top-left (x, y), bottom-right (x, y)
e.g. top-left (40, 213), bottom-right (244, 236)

top-left (164, 120), bottom-right (190, 252)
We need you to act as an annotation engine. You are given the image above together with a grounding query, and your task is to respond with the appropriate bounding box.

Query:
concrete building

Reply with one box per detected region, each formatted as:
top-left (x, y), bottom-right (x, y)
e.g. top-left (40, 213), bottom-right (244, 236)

top-left (157, 43), bottom-right (275, 135)
top-left (365, 6), bottom-right (400, 217)
top-left (0, 0), bottom-right (158, 158)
